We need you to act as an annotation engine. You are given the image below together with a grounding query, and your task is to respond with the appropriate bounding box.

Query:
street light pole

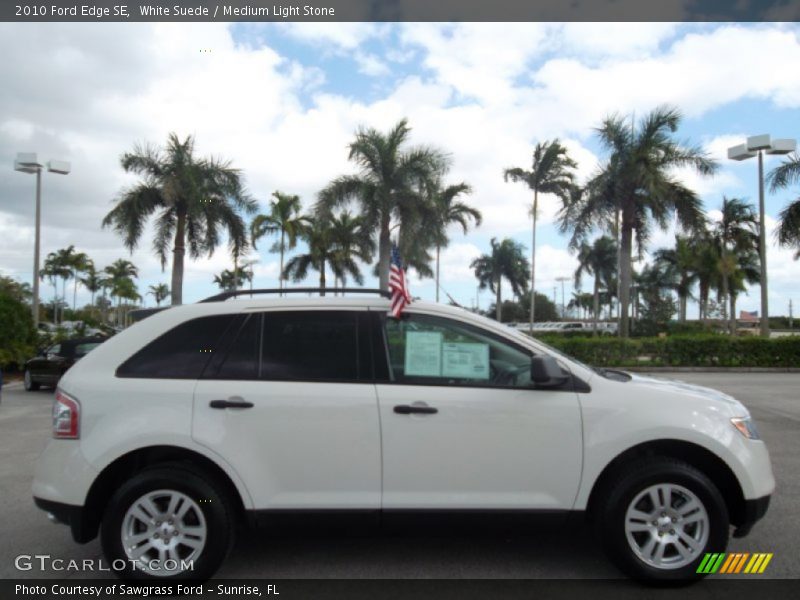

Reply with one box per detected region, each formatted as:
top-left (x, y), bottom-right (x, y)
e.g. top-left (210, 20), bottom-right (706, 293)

top-left (33, 167), bottom-right (42, 329)
top-left (728, 135), bottom-right (796, 338)
top-left (757, 149), bottom-right (768, 338)
top-left (14, 153), bottom-right (71, 330)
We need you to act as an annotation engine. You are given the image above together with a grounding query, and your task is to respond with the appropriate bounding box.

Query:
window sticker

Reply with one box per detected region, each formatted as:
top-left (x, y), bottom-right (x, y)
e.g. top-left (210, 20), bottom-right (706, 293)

top-left (404, 331), bottom-right (442, 377)
top-left (442, 342), bottom-right (490, 380)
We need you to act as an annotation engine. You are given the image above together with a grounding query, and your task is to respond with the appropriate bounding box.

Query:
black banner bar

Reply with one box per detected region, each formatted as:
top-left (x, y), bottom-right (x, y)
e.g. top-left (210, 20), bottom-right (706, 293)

top-left (3, 579), bottom-right (800, 600)
top-left (2, 0), bottom-right (799, 23)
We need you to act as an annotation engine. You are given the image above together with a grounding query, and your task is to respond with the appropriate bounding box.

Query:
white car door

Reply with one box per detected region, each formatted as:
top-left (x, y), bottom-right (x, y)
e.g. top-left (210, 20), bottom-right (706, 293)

top-left (375, 311), bottom-right (583, 510)
top-left (193, 309), bottom-right (381, 510)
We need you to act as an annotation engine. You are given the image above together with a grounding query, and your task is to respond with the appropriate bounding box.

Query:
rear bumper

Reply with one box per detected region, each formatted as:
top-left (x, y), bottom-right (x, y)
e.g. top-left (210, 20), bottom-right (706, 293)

top-left (733, 495), bottom-right (771, 538)
top-left (34, 497), bottom-right (96, 544)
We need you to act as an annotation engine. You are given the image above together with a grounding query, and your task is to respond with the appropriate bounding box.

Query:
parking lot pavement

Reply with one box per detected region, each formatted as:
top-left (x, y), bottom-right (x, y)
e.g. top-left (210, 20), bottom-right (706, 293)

top-left (0, 373), bottom-right (797, 580)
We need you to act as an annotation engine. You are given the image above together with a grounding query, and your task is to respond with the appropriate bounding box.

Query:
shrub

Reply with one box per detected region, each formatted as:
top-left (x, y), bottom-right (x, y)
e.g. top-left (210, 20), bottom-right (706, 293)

top-left (0, 293), bottom-right (37, 369)
top-left (532, 333), bottom-right (800, 368)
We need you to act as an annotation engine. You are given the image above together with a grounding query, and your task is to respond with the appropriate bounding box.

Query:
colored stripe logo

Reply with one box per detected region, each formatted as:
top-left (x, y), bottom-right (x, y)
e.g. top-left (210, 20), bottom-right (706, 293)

top-left (697, 552), bottom-right (773, 574)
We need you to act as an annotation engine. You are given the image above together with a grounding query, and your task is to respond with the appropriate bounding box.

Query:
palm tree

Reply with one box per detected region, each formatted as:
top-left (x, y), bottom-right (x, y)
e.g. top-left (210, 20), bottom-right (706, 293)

top-left (505, 140), bottom-right (577, 331)
top-left (692, 233), bottom-right (720, 323)
top-left (328, 211), bottom-right (374, 290)
top-left (104, 260), bottom-right (139, 327)
top-left (428, 181), bottom-right (481, 302)
top-left (102, 133), bottom-right (256, 306)
top-left (767, 153), bottom-right (800, 258)
top-left (317, 119), bottom-right (448, 291)
top-left (574, 236), bottom-right (617, 334)
top-left (80, 265), bottom-right (104, 317)
top-left (283, 216), bottom-right (337, 295)
top-left (559, 106), bottom-right (716, 337)
top-left (470, 237), bottom-right (530, 322)
top-left (40, 251), bottom-right (71, 324)
top-left (712, 197), bottom-right (758, 334)
top-left (212, 268), bottom-right (252, 292)
top-left (147, 283), bottom-right (170, 307)
top-left (653, 235), bottom-right (699, 323)
top-left (68, 251), bottom-right (91, 311)
top-left (250, 191), bottom-right (307, 291)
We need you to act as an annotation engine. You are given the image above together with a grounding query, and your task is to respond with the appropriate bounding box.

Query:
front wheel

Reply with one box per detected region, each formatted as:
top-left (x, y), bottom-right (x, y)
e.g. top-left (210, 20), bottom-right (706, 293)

top-left (101, 465), bottom-right (235, 581)
top-left (596, 457), bottom-right (729, 584)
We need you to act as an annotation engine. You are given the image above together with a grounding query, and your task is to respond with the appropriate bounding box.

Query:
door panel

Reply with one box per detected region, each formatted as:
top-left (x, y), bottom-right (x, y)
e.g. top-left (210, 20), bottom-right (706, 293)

top-left (193, 380), bottom-right (381, 509)
top-left (377, 384), bottom-right (582, 509)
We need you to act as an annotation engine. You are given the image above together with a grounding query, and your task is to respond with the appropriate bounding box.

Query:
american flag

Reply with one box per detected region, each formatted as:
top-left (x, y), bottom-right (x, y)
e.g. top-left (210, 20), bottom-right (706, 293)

top-left (388, 243), bottom-right (412, 318)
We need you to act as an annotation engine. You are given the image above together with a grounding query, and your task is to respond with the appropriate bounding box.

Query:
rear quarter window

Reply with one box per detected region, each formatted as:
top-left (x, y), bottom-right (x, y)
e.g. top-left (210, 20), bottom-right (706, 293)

top-left (116, 315), bottom-right (238, 379)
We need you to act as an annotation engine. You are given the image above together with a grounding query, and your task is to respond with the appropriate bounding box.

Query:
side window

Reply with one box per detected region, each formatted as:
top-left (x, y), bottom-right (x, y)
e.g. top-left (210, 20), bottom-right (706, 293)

top-left (117, 315), bottom-right (237, 379)
top-left (213, 314), bottom-right (261, 380)
top-left (261, 311), bottom-right (361, 381)
top-left (384, 314), bottom-right (534, 388)
top-left (47, 344), bottom-right (61, 357)
top-left (74, 342), bottom-right (102, 358)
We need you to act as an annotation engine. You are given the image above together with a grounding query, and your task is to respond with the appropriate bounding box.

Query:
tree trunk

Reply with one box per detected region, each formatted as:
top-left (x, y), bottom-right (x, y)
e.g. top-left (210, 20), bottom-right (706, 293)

top-left (319, 260), bottom-right (326, 296)
top-left (680, 293), bottom-right (687, 323)
top-left (435, 245), bottom-right (440, 303)
top-left (378, 218), bottom-right (391, 292)
top-left (592, 276), bottom-right (600, 336)
top-left (618, 214), bottom-right (634, 338)
top-left (529, 190), bottom-right (538, 334)
top-left (721, 271), bottom-right (730, 335)
top-left (495, 277), bottom-right (502, 322)
top-left (279, 229), bottom-right (285, 295)
top-left (72, 274), bottom-right (78, 311)
top-left (730, 293), bottom-right (737, 337)
top-left (171, 211), bottom-right (186, 306)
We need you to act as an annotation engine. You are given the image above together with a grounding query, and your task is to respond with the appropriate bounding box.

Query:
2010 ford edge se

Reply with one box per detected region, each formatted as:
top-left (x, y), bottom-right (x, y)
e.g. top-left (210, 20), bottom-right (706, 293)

top-left (32, 291), bottom-right (774, 583)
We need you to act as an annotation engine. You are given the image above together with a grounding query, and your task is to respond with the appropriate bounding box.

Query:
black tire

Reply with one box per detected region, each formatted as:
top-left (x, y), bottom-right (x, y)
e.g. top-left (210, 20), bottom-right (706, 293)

top-left (101, 464), bottom-right (235, 581)
top-left (596, 457), bottom-right (729, 584)
top-left (23, 369), bottom-right (40, 391)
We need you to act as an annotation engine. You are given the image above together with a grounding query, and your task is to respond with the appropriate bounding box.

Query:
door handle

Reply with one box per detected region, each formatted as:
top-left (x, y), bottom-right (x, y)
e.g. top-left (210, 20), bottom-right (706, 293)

top-left (394, 404), bottom-right (438, 415)
top-left (209, 398), bottom-right (254, 409)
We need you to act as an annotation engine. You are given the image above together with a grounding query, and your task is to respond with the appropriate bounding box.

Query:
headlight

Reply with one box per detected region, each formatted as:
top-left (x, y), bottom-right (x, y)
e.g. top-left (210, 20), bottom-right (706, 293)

top-left (731, 416), bottom-right (760, 440)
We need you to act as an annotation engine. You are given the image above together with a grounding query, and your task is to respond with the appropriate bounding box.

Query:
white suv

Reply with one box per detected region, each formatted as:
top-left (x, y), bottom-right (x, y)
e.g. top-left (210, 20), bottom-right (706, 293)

top-left (33, 290), bottom-right (774, 583)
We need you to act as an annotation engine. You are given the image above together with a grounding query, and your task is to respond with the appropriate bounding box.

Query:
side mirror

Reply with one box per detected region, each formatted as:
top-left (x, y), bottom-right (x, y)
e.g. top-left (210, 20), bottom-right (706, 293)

top-left (531, 355), bottom-right (570, 388)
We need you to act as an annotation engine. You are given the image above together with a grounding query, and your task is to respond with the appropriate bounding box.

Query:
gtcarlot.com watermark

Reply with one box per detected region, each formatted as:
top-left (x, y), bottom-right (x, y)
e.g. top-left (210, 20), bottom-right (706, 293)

top-left (14, 553), bottom-right (193, 573)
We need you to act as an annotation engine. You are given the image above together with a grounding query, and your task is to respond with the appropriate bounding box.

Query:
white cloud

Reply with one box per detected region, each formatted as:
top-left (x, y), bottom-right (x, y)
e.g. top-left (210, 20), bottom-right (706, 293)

top-left (1, 22), bottom-right (799, 310)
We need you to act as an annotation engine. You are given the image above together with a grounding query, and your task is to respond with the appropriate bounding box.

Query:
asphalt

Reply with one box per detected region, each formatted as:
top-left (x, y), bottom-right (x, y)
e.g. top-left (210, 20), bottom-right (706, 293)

top-left (0, 373), bottom-right (797, 580)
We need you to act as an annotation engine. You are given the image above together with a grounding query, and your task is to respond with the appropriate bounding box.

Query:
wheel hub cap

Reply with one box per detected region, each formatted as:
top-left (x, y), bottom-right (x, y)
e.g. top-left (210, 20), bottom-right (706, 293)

top-left (121, 489), bottom-right (207, 576)
top-left (624, 483), bottom-right (709, 570)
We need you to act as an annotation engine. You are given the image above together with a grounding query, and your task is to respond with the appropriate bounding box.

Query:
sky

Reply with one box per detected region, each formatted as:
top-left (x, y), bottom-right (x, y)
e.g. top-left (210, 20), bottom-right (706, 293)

top-left (0, 21), bottom-right (799, 317)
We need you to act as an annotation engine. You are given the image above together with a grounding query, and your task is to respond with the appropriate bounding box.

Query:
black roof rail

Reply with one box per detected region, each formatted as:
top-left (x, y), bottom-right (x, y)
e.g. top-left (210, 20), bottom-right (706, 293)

top-left (199, 287), bottom-right (391, 303)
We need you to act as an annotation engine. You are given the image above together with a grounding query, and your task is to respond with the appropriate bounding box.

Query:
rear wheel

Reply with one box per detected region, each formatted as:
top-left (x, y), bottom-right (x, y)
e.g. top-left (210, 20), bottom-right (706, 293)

top-left (101, 465), bottom-right (234, 581)
top-left (596, 457), bottom-right (729, 584)
top-left (23, 369), bottom-right (40, 391)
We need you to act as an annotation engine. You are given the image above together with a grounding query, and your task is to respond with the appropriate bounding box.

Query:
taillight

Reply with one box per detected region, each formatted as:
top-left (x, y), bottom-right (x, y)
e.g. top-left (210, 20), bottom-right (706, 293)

top-left (53, 389), bottom-right (80, 439)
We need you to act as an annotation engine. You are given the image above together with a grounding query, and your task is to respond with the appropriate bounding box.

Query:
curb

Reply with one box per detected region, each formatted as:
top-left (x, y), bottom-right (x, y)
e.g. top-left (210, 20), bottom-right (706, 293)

top-left (622, 367), bottom-right (800, 373)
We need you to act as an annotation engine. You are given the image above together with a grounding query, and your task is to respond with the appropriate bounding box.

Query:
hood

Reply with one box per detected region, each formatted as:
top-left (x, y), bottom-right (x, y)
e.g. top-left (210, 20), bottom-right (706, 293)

top-left (627, 373), bottom-right (749, 416)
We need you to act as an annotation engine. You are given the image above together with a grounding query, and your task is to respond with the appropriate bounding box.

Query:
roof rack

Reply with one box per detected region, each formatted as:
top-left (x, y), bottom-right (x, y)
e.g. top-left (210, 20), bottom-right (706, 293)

top-left (200, 287), bottom-right (391, 303)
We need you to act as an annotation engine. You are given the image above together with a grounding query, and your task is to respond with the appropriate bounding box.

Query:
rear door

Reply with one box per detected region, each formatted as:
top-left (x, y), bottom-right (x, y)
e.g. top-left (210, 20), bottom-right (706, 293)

top-left (192, 309), bottom-right (381, 510)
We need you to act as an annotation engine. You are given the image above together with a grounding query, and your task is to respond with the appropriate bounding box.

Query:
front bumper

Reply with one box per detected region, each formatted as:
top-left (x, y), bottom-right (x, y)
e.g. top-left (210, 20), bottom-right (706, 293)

top-left (733, 495), bottom-right (771, 538)
top-left (34, 497), bottom-right (96, 544)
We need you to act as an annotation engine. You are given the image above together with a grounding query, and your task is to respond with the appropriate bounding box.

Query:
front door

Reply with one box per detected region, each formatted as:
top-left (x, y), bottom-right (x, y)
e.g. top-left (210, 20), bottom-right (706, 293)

top-left (193, 309), bottom-right (382, 510)
top-left (375, 312), bottom-right (583, 511)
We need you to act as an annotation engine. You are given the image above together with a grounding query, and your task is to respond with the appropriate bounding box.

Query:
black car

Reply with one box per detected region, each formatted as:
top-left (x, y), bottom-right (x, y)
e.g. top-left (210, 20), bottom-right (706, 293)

top-left (24, 337), bottom-right (106, 391)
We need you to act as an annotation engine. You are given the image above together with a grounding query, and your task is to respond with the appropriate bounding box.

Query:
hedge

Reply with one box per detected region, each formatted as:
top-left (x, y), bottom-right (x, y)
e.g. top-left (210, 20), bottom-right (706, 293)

top-left (534, 334), bottom-right (800, 368)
